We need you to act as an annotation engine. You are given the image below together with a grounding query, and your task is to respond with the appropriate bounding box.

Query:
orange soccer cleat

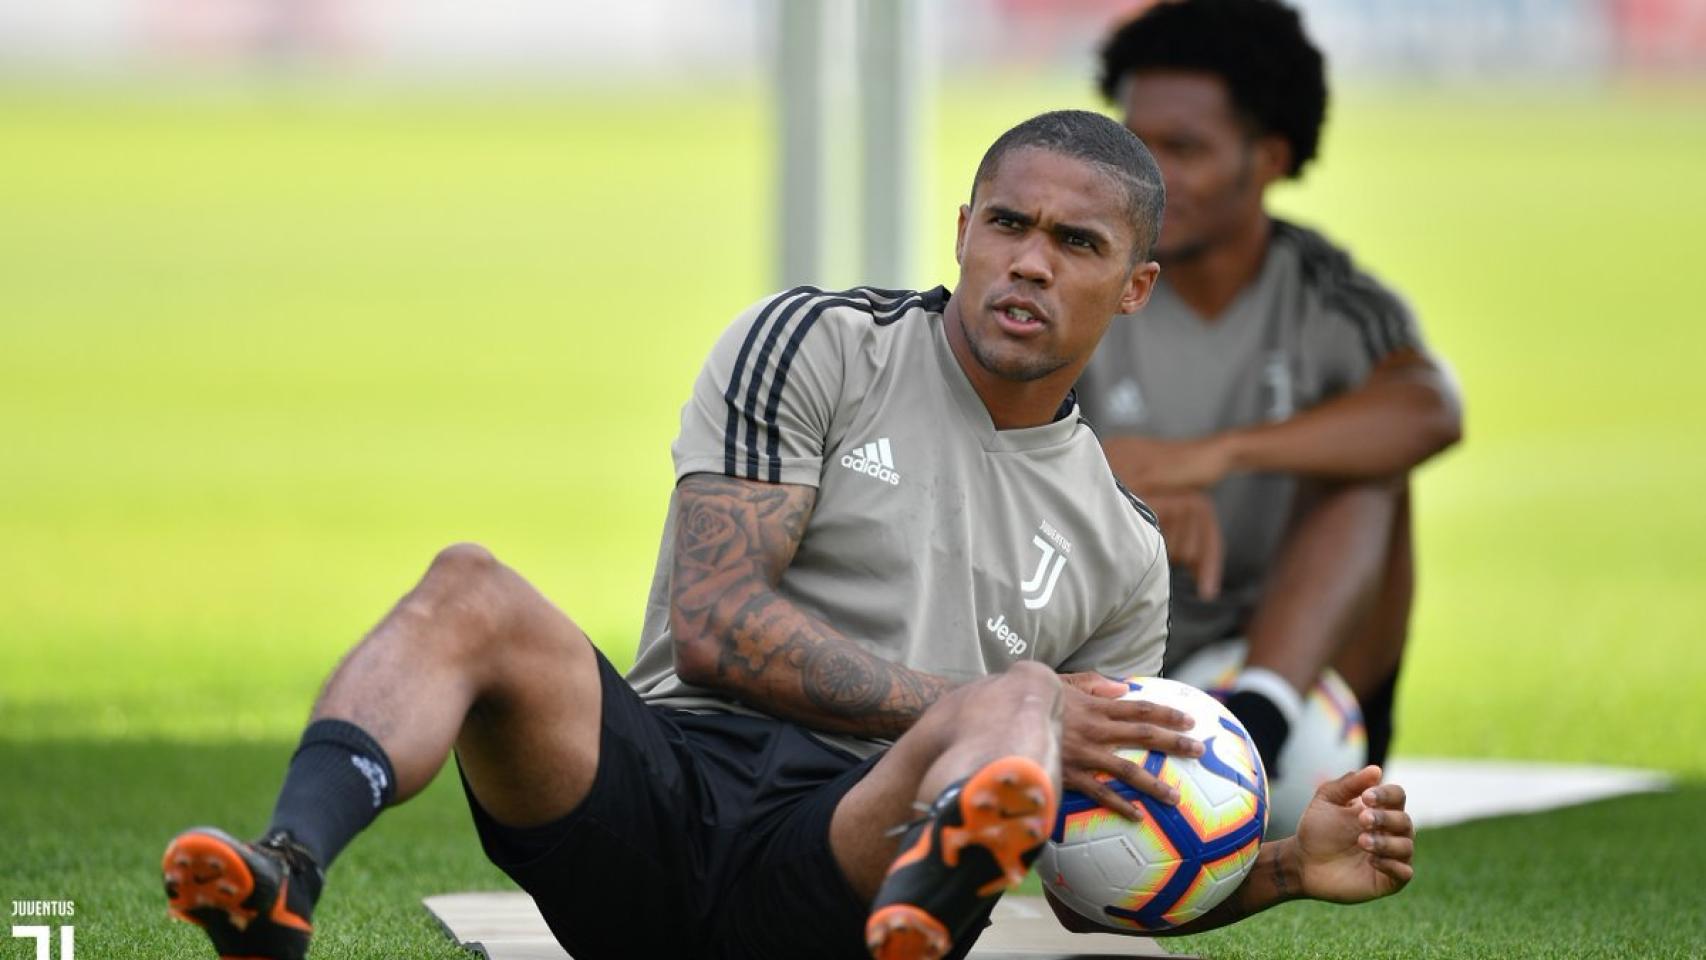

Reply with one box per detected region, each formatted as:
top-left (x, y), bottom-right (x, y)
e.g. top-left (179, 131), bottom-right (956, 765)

top-left (162, 827), bottom-right (322, 960)
top-left (865, 756), bottom-right (1058, 960)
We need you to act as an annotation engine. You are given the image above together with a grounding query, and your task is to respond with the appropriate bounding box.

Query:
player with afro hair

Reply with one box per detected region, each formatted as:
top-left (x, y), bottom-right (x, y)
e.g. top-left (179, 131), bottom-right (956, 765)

top-left (1098, 0), bottom-right (1327, 178)
top-left (1076, 0), bottom-right (1463, 803)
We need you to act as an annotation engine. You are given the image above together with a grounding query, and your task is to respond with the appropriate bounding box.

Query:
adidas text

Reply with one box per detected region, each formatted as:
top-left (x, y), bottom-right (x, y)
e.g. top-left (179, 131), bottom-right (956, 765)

top-left (351, 755), bottom-right (390, 809)
top-left (840, 438), bottom-right (901, 486)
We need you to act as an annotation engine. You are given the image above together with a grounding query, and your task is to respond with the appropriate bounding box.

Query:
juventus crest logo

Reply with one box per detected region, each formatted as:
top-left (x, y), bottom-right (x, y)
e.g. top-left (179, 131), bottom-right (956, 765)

top-left (1021, 530), bottom-right (1069, 610)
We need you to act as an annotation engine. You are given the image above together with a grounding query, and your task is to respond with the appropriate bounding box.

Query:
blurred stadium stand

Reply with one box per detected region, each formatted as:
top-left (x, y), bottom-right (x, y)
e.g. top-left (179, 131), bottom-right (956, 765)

top-left (1, 0), bottom-right (1701, 82)
top-left (3, 0), bottom-right (1697, 289)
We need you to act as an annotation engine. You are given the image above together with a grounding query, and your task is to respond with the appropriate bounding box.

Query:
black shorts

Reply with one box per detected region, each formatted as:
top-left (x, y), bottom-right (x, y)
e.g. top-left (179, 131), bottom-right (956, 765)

top-left (459, 647), bottom-right (885, 960)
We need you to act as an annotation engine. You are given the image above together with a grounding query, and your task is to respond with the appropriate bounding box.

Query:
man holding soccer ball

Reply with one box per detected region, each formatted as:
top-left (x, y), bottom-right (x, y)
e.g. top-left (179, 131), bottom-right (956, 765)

top-left (160, 110), bottom-right (1413, 960)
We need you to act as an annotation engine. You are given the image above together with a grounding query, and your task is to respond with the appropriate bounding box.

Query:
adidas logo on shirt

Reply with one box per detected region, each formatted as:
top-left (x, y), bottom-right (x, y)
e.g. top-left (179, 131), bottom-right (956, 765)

top-left (840, 437), bottom-right (901, 486)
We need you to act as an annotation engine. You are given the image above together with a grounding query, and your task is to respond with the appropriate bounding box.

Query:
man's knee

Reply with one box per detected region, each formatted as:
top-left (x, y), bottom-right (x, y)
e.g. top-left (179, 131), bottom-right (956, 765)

top-left (998, 664), bottom-right (1064, 731)
top-left (949, 663), bottom-right (1061, 721)
top-left (995, 661), bottom-right (1062, 697)
top-left (430, 541), bottom-right (501, 579)
top-left (398, 542), bottom-right (521, 652)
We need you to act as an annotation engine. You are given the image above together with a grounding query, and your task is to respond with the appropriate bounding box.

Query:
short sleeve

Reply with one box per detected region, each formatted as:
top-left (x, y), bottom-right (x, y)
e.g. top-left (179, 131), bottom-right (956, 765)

top-left (1056, 535), bottom-right (1169, 680)
top-left (673, 290), bottom-right (846, 487)
top-left (1301, 263), bottom-right (1426, 397)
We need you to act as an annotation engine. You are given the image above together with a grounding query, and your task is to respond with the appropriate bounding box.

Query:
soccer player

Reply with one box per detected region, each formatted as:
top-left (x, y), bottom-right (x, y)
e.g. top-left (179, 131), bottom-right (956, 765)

top-left (1079, 0), bottom-right (1464, 775)
top-left (160, 110), bottom-right (1414, 960)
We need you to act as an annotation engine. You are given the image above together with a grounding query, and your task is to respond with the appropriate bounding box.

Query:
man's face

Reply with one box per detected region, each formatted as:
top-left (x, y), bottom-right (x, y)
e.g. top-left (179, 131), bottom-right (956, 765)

top-left (951, 146), bottom-right (1156, 386)
top-left (1119, 70), bottom-right (1279, 261)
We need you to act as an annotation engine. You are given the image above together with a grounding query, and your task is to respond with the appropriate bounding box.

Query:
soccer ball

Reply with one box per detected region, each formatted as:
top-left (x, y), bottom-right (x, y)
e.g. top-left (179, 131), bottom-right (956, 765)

top-left (1168, 641), bottom-right (1366, 839)
top-left (1038, 677), bottom-right (1267, 932)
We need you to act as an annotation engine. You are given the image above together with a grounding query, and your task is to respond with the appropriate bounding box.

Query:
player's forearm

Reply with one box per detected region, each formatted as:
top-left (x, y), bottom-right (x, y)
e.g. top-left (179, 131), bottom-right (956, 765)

top-left (1225, 369), bottom-right (1461, 479)
top-left (1149, 838), bottom-right (1305, 936)
top-left (672, 578), bottom-right (951, 737)
top-left (667, 475), bottom-right (950, 737)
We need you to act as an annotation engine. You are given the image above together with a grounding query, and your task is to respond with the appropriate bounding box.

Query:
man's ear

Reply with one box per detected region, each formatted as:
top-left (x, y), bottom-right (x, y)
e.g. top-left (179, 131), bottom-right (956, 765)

top-left (1253, 133), bottom-right (1292, 186)
top-left (1119, 260), bottom-right (1161, 315)
top-left (955, 204), bottom-right (970, 265)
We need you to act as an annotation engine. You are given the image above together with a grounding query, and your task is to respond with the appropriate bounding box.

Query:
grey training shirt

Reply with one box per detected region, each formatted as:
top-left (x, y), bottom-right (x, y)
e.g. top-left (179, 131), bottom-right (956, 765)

top-left (1077, 220), bottom-right (1423, 671)
top-left (628, 285), bottom-right (1170, 758)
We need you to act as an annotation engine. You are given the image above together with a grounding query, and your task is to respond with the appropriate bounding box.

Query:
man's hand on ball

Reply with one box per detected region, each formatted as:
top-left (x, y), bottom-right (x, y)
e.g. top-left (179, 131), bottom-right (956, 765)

top-left (1294, 765), bottom-right (1415, 904)
top-left (1057, 673), bottom-right (1204, 820)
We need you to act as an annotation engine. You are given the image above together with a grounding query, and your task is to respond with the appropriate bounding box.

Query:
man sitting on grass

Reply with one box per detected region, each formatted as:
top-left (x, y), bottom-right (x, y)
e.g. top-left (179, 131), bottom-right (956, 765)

top-left (161, 109), bottom-right (1414, 960)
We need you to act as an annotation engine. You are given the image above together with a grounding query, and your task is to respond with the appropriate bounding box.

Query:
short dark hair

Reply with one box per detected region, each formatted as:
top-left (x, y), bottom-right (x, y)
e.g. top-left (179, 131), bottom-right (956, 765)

top-left (971, 109), bottom-right (1165, 263)
top-left (1098, 0), bottom-right (1327, 178)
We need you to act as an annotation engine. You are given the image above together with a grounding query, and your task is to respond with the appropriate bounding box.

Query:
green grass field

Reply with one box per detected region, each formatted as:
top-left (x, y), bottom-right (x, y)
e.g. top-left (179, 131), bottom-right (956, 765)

top-left (2, 77), bottom-right (1704, 957)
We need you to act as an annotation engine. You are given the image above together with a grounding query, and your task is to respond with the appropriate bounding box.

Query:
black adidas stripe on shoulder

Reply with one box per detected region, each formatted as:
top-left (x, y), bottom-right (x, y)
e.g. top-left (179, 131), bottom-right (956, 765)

top-left (720, 285), bottom-right (939, 483)
top-left (1114, 478), bottom-right (1161, 532)
top-left (1275, 220), bottom-right (1416, 363)
top-left (721, 286), bottom-right (814, 482)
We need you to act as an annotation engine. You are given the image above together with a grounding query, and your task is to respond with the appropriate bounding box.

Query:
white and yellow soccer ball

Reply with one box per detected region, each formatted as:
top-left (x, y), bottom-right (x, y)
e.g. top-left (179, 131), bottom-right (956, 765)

top-left (1038, 677), bottom-right (1267, 932)
top-left (1169, 640), bottom-right (1367, 839)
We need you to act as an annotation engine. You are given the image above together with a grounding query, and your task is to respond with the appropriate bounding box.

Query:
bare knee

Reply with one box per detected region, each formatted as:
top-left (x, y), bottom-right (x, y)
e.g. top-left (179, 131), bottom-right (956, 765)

top-left (430, 541), bottom-right (500, 578)
top-left (902, 665), bottom-right (1062, 802)
top-left (395, 542), bottom-right (517, 654)
top-left (1002, 660), bottom-right (1060, 686)
top-left (995, 664), bottom-right (1063, 736)
top-left (984, 661), bottom-right (1062, 709)
top-left (423, 542), bottom-right (505, 603)
top-left (920, 663), bottom-right (1060, 738)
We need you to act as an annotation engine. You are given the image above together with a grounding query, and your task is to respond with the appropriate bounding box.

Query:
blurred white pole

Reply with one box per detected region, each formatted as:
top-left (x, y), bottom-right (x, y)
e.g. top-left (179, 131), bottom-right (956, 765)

top-left (858, 0), bottom-right (923, 289)
top-left (777, 0), bottom-right (830, 289)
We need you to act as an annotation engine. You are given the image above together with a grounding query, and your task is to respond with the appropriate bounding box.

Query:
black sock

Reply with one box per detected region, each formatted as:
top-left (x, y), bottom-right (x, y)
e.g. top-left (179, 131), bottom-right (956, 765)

top-left (1224, 690), bottom-right (1290, 780)
top-left (268, 719), bottom-right (397, 873)
top-left (1361, 668), bottom-right (1400, 769)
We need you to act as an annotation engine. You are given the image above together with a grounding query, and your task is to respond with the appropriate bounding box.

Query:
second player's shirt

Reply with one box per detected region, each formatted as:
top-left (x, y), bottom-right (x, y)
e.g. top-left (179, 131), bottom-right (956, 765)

top-left (627, 285), bottom-right (1169, 758)
top-left (1077, 220), bottom-right (1423, 670)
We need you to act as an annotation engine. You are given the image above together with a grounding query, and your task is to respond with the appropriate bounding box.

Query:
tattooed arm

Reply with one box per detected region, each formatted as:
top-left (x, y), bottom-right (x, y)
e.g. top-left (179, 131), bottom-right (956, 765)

top-left (668, 473), bottom-right (953, 738)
